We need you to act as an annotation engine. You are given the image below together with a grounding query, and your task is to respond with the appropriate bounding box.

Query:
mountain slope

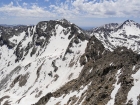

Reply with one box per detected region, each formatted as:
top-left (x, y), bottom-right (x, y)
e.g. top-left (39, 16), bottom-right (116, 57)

top-left (34, 20), bottom-right (140, 105)
top-left (0, 19), bottom-right (140, 105)
top-left (0, 19), bottom-right (88, 105)
top-left (34, 36), bottom-right (140, 105)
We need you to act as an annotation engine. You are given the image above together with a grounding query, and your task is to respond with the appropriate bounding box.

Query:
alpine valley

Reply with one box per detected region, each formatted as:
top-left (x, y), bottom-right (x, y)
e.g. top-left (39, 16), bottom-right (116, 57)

top-left (0, 19), bottom-right (140, 105)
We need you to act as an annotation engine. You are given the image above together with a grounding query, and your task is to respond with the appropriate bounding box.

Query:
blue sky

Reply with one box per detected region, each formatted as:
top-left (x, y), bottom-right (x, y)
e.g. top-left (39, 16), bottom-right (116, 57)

top-left (0, 0), bottom-right (140, 27)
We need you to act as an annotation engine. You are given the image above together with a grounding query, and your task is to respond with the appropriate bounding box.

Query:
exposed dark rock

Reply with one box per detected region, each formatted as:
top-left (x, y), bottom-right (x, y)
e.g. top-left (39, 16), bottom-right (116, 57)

top-left (52, 60), bottom-right (58, 72)
top-left (137, 95), bottom-right (140, 105)
top-left (0, 96), bottom-right (10, 105)
top-left (74, 37), bottom-right (80, 44)
top-left (36, 62), bottom-right (44, 82)
top-left (10, 72), bottom-right (29, 88)
top-left (33, 92), bottom-right (53, 105)
top-left (30, 47), bottom-right (37, 57)
top-left (19, 73), bottom-right (29, 87)
top-left (36, 39), bottom-right (44, 46)
top-left (54, 74), bottom-right (59, 81)
top-left (0, 66), bottom-right (22, 90)
top-left (48, 71), bottom-right (53, 77)
top-left (35, 91), bottom-right (42, 98)
top-left (35, 33), bottom-right (140, 105)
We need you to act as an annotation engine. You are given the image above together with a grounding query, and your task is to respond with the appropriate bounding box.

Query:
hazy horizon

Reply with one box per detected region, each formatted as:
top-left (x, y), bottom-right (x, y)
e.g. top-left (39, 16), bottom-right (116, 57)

top-left (0, 18), bottom-right (139, 28)
top-left (0, 0), bottom-right (139, 27)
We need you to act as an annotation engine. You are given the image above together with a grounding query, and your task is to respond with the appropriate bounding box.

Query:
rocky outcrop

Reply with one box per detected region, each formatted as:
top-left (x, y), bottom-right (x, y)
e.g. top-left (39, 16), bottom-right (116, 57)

top-left (0, 25), bottom-right (27, 48)
top-left (34, 34), bottom-right (140, 105)
top-left (33, 92), bottom-right (53, 105)
top-left (10, 73), bottom-right (29, 88)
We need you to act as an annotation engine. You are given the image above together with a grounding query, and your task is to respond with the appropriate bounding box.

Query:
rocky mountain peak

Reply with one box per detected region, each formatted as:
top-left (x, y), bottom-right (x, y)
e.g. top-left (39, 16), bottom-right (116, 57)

top-left (123, 19), bottom-right (135, 25)
top-left (103, 23), bottom-right (119, 29)
top-left (118, 19), bottom-right (140, 30)
top-left (59, 18), bottom-right (71, 24)
top-left (93, 20), bottom-right (140, 53)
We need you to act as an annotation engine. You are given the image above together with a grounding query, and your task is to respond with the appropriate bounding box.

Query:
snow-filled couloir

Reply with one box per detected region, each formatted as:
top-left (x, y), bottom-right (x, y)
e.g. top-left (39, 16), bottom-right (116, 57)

top-left (0, 19), bottom-right (88, 105)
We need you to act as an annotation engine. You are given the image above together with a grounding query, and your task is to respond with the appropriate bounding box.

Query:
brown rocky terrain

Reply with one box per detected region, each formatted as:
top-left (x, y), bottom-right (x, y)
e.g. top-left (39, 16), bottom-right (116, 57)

top-left (34, 35), bottom-right (140, 105)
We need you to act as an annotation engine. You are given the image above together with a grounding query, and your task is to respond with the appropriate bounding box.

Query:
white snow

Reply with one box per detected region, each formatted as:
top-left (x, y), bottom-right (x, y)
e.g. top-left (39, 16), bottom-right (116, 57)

top-left (107, 69), bottom-right (121, 105)
top-left (21, 33), bottom-right (33, 48)
top-left (110, 62), bottom-right (113, 66)
top-left (0, 23), bottom-right (88, 105)
top-left (126, 69), bottom-right (140, 105)
top-left (94, 21), bottom-right (140, 53)
top-left (89, 68), bottom-right (92, 73)
top-left (132, 66), bottom-right (136, 71)
top-left (9, 32), bottom-right (26, 44)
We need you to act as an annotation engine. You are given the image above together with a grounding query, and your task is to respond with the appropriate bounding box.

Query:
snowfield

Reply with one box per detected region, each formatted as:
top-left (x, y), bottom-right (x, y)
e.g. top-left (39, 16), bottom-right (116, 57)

top-left (0, 21), bottom-right (88, 105)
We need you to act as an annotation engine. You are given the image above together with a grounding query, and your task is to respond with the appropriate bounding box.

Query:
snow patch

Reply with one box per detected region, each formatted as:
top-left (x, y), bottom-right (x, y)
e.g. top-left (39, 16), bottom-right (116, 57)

top-left (126, 69), bottom-right (140, 105)
top-left (107, 69), bottom-right (121, 105)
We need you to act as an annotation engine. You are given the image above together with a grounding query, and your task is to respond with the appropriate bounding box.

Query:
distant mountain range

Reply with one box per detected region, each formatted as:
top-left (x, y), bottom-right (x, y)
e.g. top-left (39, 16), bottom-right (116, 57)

top-left (93, 20), bottom-right (140, 53)
top-left (80, 26), bottom-right (95, 30)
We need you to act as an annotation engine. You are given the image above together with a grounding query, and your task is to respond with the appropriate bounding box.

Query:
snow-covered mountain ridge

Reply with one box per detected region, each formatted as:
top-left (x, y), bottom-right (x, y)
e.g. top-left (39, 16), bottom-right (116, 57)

top-left (93, 20), bottom-right (140, 53)
top-left (0, 19), bottom-right (140, 105)
top-left (0, 19), bottom-right (88, 105)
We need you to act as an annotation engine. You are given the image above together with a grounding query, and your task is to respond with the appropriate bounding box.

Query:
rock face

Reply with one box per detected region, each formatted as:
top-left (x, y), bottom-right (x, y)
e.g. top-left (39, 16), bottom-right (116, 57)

top-left (0, 19), bottom-right (140, 105)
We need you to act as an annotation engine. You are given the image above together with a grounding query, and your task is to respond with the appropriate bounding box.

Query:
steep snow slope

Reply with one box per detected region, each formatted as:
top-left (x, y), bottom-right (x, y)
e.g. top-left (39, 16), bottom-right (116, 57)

top-left (0, 19), bottom-right (88, 105)
top-left (34, 36), bottom-right (140, 105)
top-left (93, 20), bottom-right (140, 53)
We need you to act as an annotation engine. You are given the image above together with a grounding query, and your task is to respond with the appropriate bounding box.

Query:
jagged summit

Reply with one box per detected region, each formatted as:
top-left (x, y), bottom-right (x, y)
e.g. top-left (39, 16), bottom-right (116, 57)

top-left (117, 19), bottom-right (140, 30)
top-left (0, 19), bottom-right (88, 105)
top-left (93, 20), bottom-right (140, 53)
top-left (59, 18), bottom-right (71, 24)
top-left (123, 19), bottom-right (135, 24)
top-left (103, 23), bottom-right (119, 29)
top-left (94, 20), bottom-right (140, 33)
